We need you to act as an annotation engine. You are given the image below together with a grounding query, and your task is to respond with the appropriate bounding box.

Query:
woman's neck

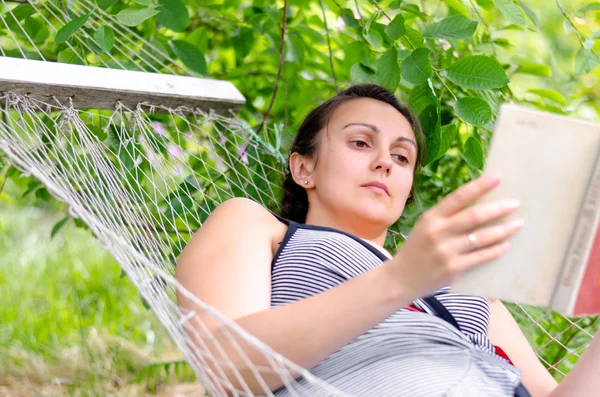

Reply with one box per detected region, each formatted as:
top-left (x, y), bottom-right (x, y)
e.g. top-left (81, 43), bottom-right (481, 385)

top-left (304, 207), bottom-right (389, 248)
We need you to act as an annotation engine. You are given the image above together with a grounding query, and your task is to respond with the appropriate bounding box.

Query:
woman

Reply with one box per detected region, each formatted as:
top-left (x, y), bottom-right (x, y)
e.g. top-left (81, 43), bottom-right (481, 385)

top-left (176, 84), bottom-right (598, 396)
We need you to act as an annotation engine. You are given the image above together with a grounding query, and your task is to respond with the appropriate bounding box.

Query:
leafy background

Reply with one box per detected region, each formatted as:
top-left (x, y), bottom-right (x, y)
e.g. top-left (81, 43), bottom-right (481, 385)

top-left (0, 0), bottom-right (600, 395)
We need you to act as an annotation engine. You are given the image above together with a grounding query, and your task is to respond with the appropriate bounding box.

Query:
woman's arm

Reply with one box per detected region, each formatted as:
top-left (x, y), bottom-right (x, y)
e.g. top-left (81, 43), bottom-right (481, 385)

top-left (175, 198), bottom-right (415, 395)
top-left (487, 298), bottom-right (558, 397)
top-left (548, 328), bottom-right (600, 397)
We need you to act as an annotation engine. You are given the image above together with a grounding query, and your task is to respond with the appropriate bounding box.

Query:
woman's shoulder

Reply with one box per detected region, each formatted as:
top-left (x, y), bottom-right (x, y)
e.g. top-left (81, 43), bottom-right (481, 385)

top-left (209, 197), bottom-right (289, 255)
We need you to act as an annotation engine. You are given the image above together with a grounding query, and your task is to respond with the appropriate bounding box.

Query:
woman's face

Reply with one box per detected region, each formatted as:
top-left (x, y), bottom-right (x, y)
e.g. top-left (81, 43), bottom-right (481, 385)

top-left (304, 97), bottom-right (418, 230)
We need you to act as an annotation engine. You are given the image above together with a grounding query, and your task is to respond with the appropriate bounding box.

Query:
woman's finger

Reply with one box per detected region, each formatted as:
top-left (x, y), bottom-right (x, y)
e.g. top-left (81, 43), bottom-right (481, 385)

top-left (445, 198), bottom-right (520, 235)
top-left (453, 241), bottom-right (511, 273)
top-left (447, 218), bottom-right (524, 254)
top-left (430, 172), bottom-right (502, 218)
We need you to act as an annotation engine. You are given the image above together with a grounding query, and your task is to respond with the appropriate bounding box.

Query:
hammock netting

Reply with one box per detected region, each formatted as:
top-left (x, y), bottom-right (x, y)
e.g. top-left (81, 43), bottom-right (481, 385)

top-left (0, 0), bottom-right (595, 395)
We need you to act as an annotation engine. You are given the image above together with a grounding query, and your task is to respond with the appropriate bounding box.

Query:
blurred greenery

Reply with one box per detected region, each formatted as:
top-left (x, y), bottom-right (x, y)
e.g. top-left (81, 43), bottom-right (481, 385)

top-left (1, 0), bottom-right (600, 394)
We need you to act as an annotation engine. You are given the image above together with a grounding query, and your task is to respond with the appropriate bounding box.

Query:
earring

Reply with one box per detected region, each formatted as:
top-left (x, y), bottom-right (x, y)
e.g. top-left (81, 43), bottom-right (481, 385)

top-left (304, 180), bottom-right (309, 185)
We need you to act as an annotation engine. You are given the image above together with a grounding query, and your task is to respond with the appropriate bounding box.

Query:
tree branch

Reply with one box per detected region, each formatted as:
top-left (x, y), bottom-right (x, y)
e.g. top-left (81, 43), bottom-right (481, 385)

top-left (256, 0), bottom-right (288, 135)
top-left (555, 0), bottom-right (586, 47)
top-left (319, 0), bottom-right (338, 92)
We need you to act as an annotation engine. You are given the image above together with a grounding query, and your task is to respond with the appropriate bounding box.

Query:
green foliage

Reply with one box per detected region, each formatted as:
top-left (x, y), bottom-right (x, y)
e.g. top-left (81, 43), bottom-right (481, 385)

top-left (94, 26), bottom-right (115, 53)
top-left (401, 48), bottom-right (433, 85)
top-left (171, 39), bottom-right (207, 75)
top-left (463, 136), bottom-right (484, 169)
top-left (115, 6), bottom-right (160, 27)
top-left (55, 13), bottom-right (89, 44)
top-left (445, 56), bottom-right (509, 90)
top-left (423, 15), bottom-right (478, 40)
top-left (496, 0), bottom-right (528, 27)
top-left (454, 97), bottom-right (493, 126)
top-left (156, 0), bottom-right (189, 32)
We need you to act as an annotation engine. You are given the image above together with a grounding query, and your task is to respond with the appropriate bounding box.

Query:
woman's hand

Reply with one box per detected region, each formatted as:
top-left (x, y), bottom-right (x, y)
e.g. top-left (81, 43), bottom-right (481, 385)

top-left (388, 172), bottom-right (524, 299)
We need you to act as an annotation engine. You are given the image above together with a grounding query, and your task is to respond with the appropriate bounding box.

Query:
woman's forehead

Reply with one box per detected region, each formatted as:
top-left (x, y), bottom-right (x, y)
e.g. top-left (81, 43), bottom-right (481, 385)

top-left (329, 98), bottom-right (412, 127)
top-left (327, 98), bottom-right (415, 139)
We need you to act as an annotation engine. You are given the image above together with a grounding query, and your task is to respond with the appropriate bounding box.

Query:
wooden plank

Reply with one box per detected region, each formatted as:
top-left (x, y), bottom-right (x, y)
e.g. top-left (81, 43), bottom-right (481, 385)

top-left (0, 57), bottom-right (246, 113)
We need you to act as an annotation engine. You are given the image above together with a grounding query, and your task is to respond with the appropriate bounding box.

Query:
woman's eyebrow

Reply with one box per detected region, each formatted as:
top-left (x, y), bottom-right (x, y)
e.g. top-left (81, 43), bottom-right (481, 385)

top-left (342, 122), bottom-right (417, 149)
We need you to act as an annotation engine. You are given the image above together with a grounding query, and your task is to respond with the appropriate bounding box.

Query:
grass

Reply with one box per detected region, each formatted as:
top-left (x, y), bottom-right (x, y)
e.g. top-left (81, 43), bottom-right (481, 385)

top-left (0, 179), bottom-right (202, 396)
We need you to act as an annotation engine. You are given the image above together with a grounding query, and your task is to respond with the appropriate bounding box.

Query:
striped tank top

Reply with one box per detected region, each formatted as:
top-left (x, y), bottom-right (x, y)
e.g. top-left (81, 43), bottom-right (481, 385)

top-left (269, 213), bottom-right (524, 397)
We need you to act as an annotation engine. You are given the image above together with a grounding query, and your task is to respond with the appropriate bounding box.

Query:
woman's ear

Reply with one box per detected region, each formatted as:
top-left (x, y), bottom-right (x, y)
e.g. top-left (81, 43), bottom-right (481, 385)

top-left (289, 152), bottom-right (315, 187)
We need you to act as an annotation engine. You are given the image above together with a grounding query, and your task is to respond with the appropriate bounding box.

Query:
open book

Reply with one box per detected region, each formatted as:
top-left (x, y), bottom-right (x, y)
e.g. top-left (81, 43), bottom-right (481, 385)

top-left (450, 104), bottom-right (600, 317)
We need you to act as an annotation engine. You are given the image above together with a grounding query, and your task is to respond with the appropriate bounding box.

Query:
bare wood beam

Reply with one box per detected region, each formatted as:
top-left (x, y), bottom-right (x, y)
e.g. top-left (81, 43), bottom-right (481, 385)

top-left (0, 57), bottom-right (246, 113)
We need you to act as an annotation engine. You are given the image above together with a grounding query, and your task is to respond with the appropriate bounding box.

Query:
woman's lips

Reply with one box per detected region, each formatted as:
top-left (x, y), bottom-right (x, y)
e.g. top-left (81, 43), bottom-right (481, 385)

top-left (363, 185), bottom-right (389, 196)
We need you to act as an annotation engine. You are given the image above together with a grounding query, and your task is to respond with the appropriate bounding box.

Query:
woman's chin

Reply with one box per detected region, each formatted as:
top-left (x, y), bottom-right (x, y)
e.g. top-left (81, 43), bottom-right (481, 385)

top-left (351, 205), bottom-right (399, 226)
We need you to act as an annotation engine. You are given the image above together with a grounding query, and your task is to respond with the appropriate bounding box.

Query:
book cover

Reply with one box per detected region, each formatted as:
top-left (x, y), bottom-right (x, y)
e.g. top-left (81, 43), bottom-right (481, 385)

top-left (450, 104), bottom-right (600, 316)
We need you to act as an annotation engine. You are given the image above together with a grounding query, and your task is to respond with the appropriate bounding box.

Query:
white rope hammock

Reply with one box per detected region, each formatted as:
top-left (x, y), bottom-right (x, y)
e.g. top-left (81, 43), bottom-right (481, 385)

top-left (0, 0), bottom-right (594, 394)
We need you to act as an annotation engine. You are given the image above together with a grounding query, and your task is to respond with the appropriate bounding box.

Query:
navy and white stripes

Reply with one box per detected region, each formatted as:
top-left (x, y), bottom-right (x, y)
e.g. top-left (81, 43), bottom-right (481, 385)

top-left (270, 217), bottom-right (523, 396)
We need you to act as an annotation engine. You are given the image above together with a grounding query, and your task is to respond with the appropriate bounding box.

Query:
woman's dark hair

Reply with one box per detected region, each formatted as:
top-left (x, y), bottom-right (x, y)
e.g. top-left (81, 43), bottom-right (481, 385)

top-left (279, 84), bottom-right (426, 223)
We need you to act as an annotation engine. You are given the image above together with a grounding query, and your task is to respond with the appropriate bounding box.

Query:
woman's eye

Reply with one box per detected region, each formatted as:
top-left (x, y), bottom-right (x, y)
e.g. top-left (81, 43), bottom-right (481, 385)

top-left (393, 155), bottom-right (409, 164)
top-left (351, 140), bottom-right (369, 148)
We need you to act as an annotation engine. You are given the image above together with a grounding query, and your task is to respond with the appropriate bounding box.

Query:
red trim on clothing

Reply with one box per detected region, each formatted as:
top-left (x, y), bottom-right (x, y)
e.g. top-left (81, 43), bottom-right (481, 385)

top-left (493, 345), bottom-right (514, 365)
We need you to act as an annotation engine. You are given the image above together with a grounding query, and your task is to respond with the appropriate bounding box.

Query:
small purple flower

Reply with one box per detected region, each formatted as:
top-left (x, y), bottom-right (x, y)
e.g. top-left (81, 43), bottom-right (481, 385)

top-left (235, 144), bottom-right (248, 164)
top-left (168, 145), bottom-right (182, 157)
top-left (153, 121), bottom-right (166, 136)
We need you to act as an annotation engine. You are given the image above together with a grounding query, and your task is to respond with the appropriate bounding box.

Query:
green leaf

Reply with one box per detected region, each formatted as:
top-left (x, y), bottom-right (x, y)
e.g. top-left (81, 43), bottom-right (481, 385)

top-left (579, 3), bottom-right (600, 12)
top-left (475, 0), bottom-right (494, 10)
top-left (364, 11), bottom-right (380, 34)
top-left (575, 48), bottom-right (599, 77)
top-left (286, 34), bottom-right (306, 63)
top-left (172, 40), bottom-right (207, 75)
top-left (85, 37), bottom-right (104, 53)
top-left (384, 14), bottom-right (406, 40)
top-left (4, 3), bottom-right (35, 23)
top-left (156, 0), bottom-right (189, 32)
top-left (94, 26), bottom-right (115, 53)
top-left (57, 48), bottom-right (84, 64)
top-left (401, 25), bottom-right (425, 48)
top-left (454, 97), bottom-right (492, 126)
top-left (423, 15), bottom-right (478, 40)
top-left (496, 0), bottom-right (527, 27)
top-left (341, 8), bottom-right (359, 28)
top-left (233, 27), bottom-right (254, 61)
top-left (188, 27), bottom-right (209, 52)
top-left (55, 14), bottom-right (89, 44)
top-left (435, 124), bottom-right (458, 160)
top-left (409, 81), bottom-right (437, 116)
top-left (134, 0), bottom-right (154, 5)
top-left (514, 58), bottom-right (551, 77)
top-left (424, 110), bottom-right (441, 165)
top-left (389, 0), bottom-right (402, 9)
top-left (97, 0), bottom-right (118, 10)
top-left (401, 48), bottom-right (432, 85)
top-left (444, 0), bottom-right (470, 17)
top-left (446, 55), bottom-right (509, 90)
top-left (115, 6), bottom-right (160, 27)
top-left (363, 30), bottom-right (383, 49)
top-left (400, 4), bottom-right (427, 19)
top-left (33, 26), bottom-right (50, 45)
top-left (463, 136), bottom-right (484, 169)
top-left (527, 89), bottom-right (568, 106)
top-left (376, 47), bottom-right (400, 92)
top-left (350, 63), bottom-right (379, 85)
top-left (51, 216), bottom-right (69, 239)
top-left (518, 0), bottom-right (538, 27)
